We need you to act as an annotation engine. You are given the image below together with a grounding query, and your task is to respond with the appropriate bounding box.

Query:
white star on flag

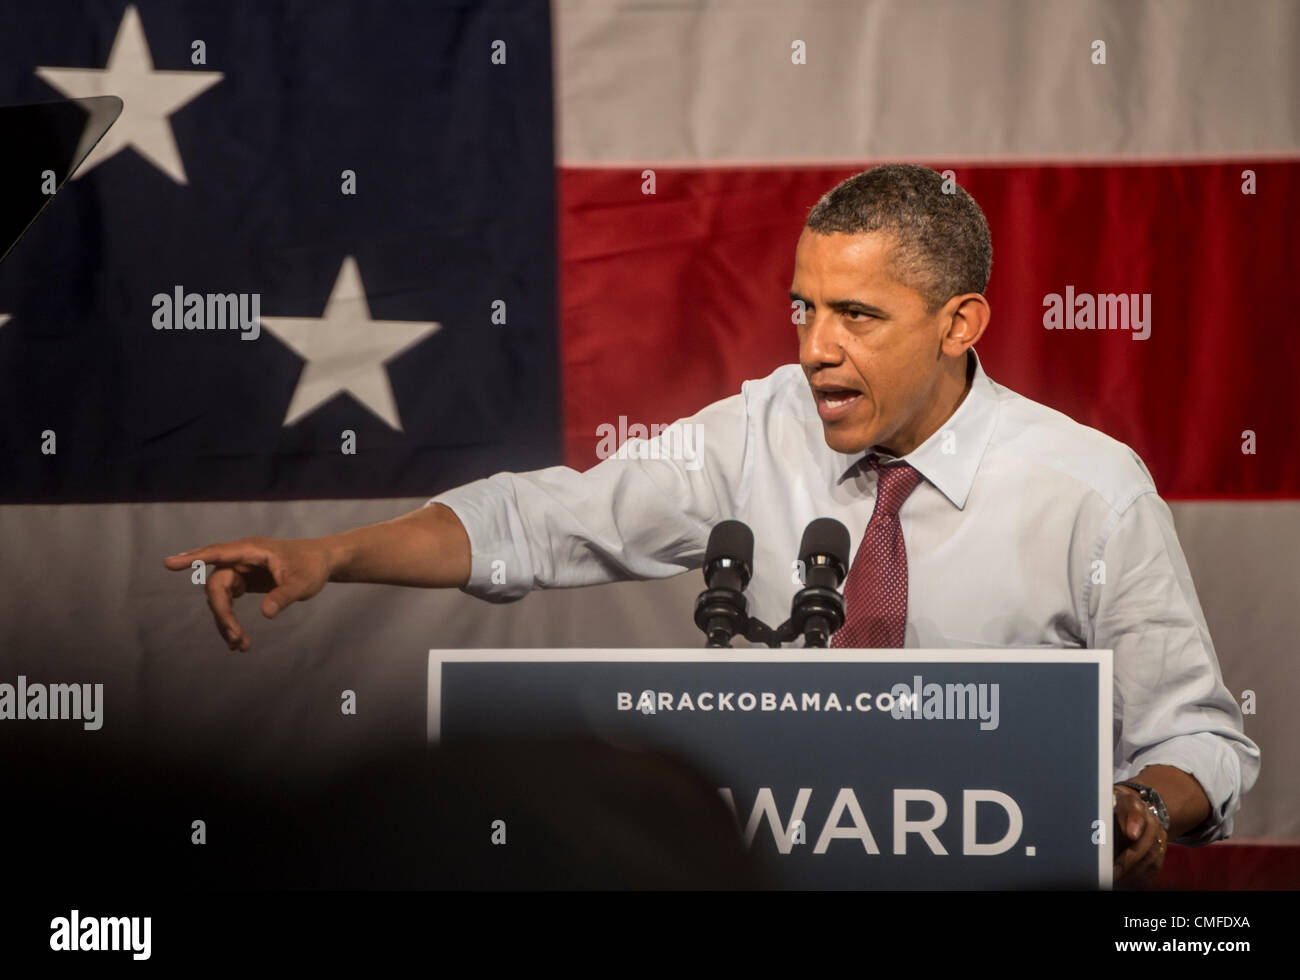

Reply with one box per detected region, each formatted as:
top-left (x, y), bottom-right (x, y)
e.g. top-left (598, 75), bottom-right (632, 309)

top-left (260, 257), bottom-right (441, 430)
top-left (35, 4), bottom-right (222, 184)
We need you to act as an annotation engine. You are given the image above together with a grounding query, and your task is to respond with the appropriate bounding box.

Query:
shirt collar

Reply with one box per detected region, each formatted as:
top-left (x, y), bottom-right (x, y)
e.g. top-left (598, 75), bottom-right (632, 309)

top-left (831, 348), bottom-right (999, 510)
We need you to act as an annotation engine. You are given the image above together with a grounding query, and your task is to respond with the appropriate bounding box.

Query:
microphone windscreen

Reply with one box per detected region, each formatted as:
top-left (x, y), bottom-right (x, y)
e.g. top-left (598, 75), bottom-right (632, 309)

top-left (706, 520), bottom-right (754, 567)
top-left (799, 517), bottom-right (850, 568)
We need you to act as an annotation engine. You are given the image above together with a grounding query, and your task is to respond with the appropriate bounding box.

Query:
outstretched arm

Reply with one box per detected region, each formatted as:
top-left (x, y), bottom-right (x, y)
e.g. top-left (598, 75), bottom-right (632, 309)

top-left (163, 502), bottom-right (470, 651)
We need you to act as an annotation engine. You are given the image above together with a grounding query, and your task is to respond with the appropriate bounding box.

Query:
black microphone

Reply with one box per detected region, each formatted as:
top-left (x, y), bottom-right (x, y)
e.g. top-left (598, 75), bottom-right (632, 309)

top-left (693, 520), bottom-right (753, 647)
top-left (790, 518), bottom-right (849, 647)
top-left (800, 518), bottom-right (849, 589)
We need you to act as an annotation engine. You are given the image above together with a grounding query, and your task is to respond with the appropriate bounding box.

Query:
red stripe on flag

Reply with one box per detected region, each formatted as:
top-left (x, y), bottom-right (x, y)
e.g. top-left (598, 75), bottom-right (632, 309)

top-left (560, 163), bottom-right (1299, 499)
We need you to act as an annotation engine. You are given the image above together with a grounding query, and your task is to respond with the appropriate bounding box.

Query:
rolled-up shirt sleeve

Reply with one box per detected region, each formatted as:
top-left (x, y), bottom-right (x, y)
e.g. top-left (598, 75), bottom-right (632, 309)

top-left (426, 386), bottom-right (753, 602)
top-left (1090, 491), bottom-right (1261, 845)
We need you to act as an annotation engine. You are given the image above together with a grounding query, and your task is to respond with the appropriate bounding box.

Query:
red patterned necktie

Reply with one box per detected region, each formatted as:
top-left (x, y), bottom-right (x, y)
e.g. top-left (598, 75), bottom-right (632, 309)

top-left (831, 456), bottom-right (923, 648)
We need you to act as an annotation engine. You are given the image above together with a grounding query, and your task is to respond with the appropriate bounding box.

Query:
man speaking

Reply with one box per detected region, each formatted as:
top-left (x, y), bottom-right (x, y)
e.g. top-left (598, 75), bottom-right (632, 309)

top-left (164, 164), bottom-right (1259, 887)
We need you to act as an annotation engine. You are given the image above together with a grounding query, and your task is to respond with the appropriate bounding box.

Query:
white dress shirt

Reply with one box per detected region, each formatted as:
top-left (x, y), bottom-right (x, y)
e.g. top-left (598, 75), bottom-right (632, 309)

top-left (430, 349), bottom-right (1260, 844)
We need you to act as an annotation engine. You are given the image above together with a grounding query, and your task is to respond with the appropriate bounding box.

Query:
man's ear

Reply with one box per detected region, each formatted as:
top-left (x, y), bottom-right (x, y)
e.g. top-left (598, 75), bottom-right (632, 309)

top-left (940, 293), bottom-right (990, 357)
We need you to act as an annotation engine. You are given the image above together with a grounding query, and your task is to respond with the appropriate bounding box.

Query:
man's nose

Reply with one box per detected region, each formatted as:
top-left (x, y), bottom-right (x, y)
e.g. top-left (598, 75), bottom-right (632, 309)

top-left (800, 310), bottom-right (843, 369)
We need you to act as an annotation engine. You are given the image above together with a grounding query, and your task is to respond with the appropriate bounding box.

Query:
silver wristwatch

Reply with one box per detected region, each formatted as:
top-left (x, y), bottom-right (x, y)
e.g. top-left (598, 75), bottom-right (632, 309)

top-left (1115, 780), bottom-right (1171, 832)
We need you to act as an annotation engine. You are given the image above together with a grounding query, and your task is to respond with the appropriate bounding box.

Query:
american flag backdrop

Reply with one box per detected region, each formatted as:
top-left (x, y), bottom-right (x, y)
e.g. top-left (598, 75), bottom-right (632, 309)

top-left (0, 0), bottom-right (1296, 889)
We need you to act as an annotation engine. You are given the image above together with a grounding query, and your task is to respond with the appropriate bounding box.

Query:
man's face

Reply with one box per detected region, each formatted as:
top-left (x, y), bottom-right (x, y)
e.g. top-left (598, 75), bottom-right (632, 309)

top-left (790, 228), bottom-right (949, 456)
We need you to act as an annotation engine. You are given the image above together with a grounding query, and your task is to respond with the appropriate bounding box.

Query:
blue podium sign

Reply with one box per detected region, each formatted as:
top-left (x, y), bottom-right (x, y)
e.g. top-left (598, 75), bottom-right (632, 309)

top-left (427, 649), bottom-right (1113, 889)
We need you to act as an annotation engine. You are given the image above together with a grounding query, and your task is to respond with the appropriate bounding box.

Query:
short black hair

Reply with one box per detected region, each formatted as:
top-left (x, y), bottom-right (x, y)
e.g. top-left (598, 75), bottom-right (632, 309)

top-left (805, 164), bottom-right (992, 314)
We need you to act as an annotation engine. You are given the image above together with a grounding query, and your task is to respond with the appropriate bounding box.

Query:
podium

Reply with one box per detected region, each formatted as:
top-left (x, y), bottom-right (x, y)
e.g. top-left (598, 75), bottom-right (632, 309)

top-left (427, 648), bottom-right (1113, 889)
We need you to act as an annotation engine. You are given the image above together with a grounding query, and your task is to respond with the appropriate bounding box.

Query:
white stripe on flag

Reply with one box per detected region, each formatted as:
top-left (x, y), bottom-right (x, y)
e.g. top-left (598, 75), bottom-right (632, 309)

top-left (556, 0), bottom-right (1300, 165)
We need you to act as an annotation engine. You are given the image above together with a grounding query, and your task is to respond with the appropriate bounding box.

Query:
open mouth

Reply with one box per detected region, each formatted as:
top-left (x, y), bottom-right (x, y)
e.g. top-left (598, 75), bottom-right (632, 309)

top-left (820, 389), bottom-right (859, 406)
top-left (814, 387), bottom-right (862, 421)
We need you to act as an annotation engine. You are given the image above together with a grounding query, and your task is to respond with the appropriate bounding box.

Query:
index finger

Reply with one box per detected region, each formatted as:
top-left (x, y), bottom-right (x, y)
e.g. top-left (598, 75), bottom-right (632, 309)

top-left (164, 542), bottom-right (271, 570)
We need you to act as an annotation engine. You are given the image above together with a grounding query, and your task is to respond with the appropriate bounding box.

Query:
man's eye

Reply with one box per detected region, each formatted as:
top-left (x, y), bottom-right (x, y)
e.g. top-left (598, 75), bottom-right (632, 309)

top-left (845, 310), bottom-right (873, 320)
